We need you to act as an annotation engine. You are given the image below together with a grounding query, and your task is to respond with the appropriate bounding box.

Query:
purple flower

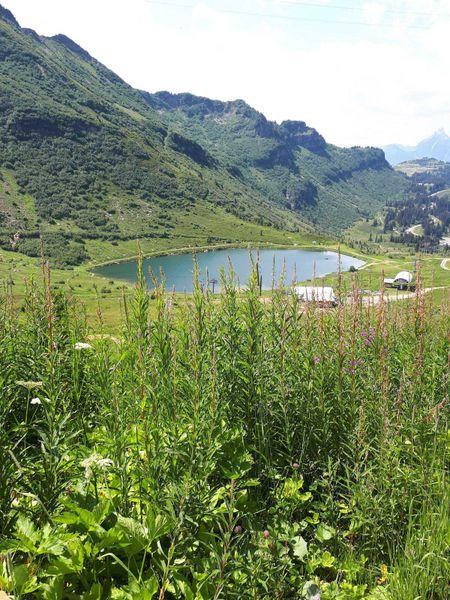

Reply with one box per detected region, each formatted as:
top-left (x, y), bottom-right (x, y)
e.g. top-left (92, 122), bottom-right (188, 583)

top-left (313, 356), bottom-right (320, 365)
top-left (234, 525), bottom-right (242, 535)
top-left (361, 330), bottom-right (367, 338)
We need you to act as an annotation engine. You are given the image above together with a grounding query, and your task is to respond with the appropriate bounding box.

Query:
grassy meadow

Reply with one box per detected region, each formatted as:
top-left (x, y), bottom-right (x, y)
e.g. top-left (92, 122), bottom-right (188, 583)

top-left (0, 253), bottom-right (448, 599)
top-left (0, 218), bottom-right (331, 330)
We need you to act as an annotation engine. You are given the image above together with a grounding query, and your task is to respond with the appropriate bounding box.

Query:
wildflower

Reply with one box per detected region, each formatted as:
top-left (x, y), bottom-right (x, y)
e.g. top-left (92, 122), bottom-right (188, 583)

top-left (10, 490), bottom-right (20, 508)
top-left (234, 525), bottom-right (242, 534)
top-left (74, 342), bottom-right (93, 350)
top-left (80, 453), bottom-right (113, 479)
top-left (30, 397), bottom-right (41, 405)
top-left (97, 458), bottom-right (114, 468)
top-left (16, 380), bottom-right (43, 390)
top-left (313, 356), bottom-right (320, 365)
top-left (362, 327), bottom-right (375, 345)
top-left (293, 462), bottom-right (300, 469)
top-left (377, 563), bottom-right (389, 584)
top-left (263, 529), bottom-right (270, 539)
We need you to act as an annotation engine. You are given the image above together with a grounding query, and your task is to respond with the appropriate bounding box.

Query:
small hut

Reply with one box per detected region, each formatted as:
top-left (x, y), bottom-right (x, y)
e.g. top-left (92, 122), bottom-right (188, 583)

top-left (383, 271), bottom-right (414, 290)
top-left (294, 286), bottom-right (337, 306)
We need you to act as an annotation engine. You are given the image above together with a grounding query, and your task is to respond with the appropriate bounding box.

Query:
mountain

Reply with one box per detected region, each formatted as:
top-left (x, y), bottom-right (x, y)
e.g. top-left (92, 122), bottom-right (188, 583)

top-left (0, 5), bottom-right (406, 265)
top-left (142, 91), bottom-right (406, 233)
top-left (383, 129), bottom-right (450, 166)
top-left (395, 158), bottom-right (450, 188)
top-left (384, 158), bottom-right (449, 250)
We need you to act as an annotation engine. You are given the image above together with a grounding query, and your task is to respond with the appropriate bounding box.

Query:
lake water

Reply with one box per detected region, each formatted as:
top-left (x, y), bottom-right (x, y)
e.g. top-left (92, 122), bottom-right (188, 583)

top-left (94, 248), bottom-right (365, 292)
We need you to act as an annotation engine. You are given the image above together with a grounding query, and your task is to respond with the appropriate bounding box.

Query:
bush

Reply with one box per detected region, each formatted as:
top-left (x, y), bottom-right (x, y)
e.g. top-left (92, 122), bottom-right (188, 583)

top-left (0, 261), bottom-right (447, 598)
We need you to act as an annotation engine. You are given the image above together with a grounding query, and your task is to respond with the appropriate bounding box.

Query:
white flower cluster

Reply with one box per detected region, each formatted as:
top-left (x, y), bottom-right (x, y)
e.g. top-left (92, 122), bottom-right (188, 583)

top-left (16, 380), bottom-right (43, 390)
top-left (80, 453), bottom-right (114, 479)
top-left (74, 342), bottom-right (93, 350)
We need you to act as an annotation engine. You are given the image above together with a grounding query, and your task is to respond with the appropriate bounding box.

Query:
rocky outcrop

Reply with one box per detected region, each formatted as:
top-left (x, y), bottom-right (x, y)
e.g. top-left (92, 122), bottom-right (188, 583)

top-left (166, 131), bottom-right (216, 167)
top-left (280, 120), bottom-right (327, 154)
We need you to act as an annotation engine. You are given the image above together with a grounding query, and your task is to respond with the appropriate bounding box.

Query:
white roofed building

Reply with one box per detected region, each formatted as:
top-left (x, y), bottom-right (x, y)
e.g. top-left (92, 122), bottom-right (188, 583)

top-left (384, 271), bottom-right (414, 290)
top-left (294, 286), bottom-right (337, 305)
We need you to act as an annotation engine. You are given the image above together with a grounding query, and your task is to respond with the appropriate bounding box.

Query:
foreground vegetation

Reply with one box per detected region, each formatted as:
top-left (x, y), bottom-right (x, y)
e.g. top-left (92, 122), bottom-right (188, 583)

top-left (0, 256), bottom-right (448, 599)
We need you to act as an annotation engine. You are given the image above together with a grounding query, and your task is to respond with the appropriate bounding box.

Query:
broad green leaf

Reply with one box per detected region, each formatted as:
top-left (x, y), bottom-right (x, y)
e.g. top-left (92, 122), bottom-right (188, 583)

top-left (173, 573), bottom-right (194, 600)
top-left (101, 515), bottom-right (148, 556)
top-left (15, 516), bottom-right (39, 552)
top-left (292, 535), bottom-right (308, 560)
top-left (83, 583), bottom-right (103, 600)
top-left (39, 575), bottom-right (64, 600)
top-left (320, 550), bottom-right (335, 568)
top-left (12, 564), bottom-right (39, 594)
top-left (316, 523), bottom-right (336, 542)
top-left (146, 510), bottom-right (173, 544)
top-left (46, 539), bottom-right (85, 576)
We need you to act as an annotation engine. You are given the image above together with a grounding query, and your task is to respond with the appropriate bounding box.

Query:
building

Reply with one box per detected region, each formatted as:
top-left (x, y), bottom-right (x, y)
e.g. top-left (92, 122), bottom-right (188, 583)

top-left (294, 286), bottom-right (337, 306)
top-left (383, 271), bottom-right (414, 290)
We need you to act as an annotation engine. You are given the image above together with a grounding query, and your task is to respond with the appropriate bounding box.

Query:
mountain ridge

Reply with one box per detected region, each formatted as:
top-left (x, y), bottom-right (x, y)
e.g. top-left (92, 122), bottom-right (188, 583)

top-left (142, 89), bottom-right (401, 229)
top-left (383, 129), bottom-right (450, 165)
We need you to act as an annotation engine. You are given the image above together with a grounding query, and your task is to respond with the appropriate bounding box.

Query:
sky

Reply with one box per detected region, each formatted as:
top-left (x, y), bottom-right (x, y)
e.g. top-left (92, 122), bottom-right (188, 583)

top-left (3, 0), bottom-right (450, 147)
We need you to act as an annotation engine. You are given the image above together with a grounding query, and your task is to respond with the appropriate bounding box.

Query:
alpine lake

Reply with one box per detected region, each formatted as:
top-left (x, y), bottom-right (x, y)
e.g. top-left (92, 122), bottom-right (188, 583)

top-left (94, 248), bottom-right (365, 293)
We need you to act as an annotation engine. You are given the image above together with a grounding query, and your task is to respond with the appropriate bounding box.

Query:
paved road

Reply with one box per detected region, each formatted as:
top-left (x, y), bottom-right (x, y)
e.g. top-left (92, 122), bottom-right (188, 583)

top-left (406, 224), bottom-right (422, 236)
top-left (362, 287), bottom-right (447, 305)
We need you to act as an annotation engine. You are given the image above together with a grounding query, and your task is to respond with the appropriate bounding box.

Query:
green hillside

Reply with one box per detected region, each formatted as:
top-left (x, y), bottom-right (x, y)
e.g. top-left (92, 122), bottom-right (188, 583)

top-left (395, 157), bottom-right (450, 186)
top-left (143, 92), bottom-right (407, 232)
top-left (0, 5), bottom-right (406, 266)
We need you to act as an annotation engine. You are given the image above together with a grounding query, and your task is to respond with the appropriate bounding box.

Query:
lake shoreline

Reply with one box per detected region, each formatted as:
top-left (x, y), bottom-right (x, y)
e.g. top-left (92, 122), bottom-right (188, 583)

top-left (92, 246), bottom-right (366, 292)
top-left (90, 241), bottom-right (368, 270)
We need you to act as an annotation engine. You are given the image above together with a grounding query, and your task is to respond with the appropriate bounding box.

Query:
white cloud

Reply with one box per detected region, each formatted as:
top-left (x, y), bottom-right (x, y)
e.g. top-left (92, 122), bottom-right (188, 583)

top-left (4, 0), bottom-right (450, 147)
